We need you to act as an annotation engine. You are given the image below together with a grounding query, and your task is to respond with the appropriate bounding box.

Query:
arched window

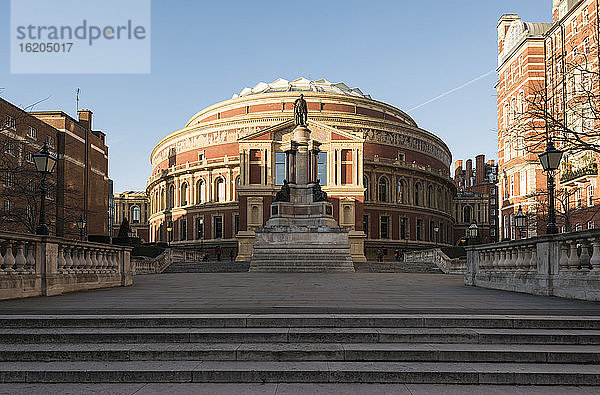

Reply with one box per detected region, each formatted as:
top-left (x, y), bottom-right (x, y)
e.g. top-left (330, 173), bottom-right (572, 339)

top-left (180, 182), bottom-right (188, 206)
top-left (378, 177), bottom-right (389, 202)
top-left (196, 179), bottom-right (206, 204)
top-left (463, 206), bottom-right (472, 224)
top-left (398, 179), bottom-right (406, 204)
top-left (132, 206), bottom-right (140, 224)
top-left (427, 185), bottom-right (433, 208)
top-left (168, 185), bottom-right (174, 209)
top-left (363, 176), bottom-right (369, 201)
top-left (414, 182), bottom-right (421, 206)
top-left (235, 176), bottom-right (240, 200)
top-left (160, 189), bottom-right (165, 211)
top-left (215, 177), bottom-right (225, 202)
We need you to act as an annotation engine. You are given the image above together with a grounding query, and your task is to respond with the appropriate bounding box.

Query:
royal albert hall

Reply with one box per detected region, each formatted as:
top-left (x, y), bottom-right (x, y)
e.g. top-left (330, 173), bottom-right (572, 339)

top-left (147, 78), bottom-right (456, 261)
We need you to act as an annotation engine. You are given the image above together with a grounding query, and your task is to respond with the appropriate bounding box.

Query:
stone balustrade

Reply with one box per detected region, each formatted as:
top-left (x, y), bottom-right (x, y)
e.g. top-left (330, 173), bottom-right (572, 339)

top-left (0, 232), bottom-right (133, 301)
top-left (404, 248), bottom-right (467, 274)
top-left (132, 249), bottom-right (173, 275)
top-left (466, 229), bottom-right (600, 301)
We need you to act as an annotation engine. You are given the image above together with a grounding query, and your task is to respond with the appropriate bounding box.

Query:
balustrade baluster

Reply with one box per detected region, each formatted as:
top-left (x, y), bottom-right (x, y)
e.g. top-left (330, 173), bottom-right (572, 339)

top-left (111, 251), bottom-right (118, 272)
top-left (579, 240), bottom-right (591, 272)
top-left (490, 250), bottom-right (497, 270)
top-left (13, 242), bottom-right (26, 273)
top-left (528, 245), bottom-right (537, 272)
top-left (568, 242), bottom-right (580, 271)
top-left (591, 239), bottom-right (600, 273)
top-left (92, 249), bottom-right (100, 272)
top-left (57, 245), bottom-right (67, 273)
top-left (65, 246), bottom-right (75, 272)
top-left (4, 241), bottom-right (15, 273)
top-left (82, 248), bottom-right (91, 272)
top-left (515, 247), bottom-right (523, 270)
top-left (559, 242), bottom-right (570, 272)
top-left (0, 241), bottom-right (5, 274)
top-left (26, 242), bottom-right (36, 273)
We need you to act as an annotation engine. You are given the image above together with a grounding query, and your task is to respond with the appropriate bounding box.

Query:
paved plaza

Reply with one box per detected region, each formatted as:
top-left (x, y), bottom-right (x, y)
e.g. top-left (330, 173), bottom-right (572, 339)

top-left (0, 273), bottom-right (598, 315)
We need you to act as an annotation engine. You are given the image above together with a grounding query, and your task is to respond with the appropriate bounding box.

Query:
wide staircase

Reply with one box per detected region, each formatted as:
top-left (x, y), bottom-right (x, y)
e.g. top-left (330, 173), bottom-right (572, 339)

top-left (0, 314), bottom-right (599, 385)
top-left (162, 261), bottom-right (250, 273)
top-left (354, 261), bottom-right (443, 273)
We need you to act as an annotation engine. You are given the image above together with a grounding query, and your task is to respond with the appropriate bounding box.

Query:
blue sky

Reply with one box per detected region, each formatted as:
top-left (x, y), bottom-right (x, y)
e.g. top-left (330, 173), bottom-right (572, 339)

top-left (0, 0), bottom-right (552, 192)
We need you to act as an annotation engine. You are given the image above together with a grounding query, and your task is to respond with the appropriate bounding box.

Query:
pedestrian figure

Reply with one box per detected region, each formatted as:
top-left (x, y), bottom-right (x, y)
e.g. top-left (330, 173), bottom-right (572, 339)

top-left (394, 249), bottom-right (400, 262)
top-left (215, 245), bottom-right (222, 261)
top-left (229, 250), bottom-right (235, 262)
top-left (377, 249), bottom-right (384, 262)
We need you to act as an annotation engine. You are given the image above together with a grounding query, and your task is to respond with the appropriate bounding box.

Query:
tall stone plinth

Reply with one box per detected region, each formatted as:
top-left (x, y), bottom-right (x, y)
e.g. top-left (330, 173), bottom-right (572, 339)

top-left (249, 125), bottom-right (354, 273)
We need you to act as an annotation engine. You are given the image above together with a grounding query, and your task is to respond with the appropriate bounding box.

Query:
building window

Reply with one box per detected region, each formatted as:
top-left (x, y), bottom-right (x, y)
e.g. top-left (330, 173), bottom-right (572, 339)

top-left (132, 206), bottom-right (140, 223)
top-left (274, 152), bottom-right (286, 186)
top-left (3, 172), bottom-right (15, 188)
top-left (197, 179), bottom-right (206, 204)
top-left (363, 176), bottom-right (369, 201)
top-left (180, 218), bottom-right (187, 240)
top-left (427, 185), bottom-right (433, 208)
top-left (214, 216), bottom-right (223, 239)
top-left (576, 223), bottom-right (582, 231)
top-left (341, 149), bottom-right (352, 185)
top-left (576, 189), bottom-right (582, 207)
top-left (234, 214), bottom-right (239, 235)
top-left (363, 215), bottom-right (369, 238)
top-left (180, 182), bottom-right (188, 206)
top-left (491, 228), bottom-right (496, 237)
top-left (416, 219), bottom-right (423, 241)
top-left (27, 126), bottom-right (37, 139)
top-left (25, 152), bottom-right (33, 163)
top-left (249, 149), bottom-right (262, 185)
top-left (215, 177), bottom-right (225, 202)
top-left (490, 198), bottom-right (496, 205)
top-left (45, 135), bottom-right (55, 148)
top-left (318, 152), bottom-right (327, 185)
top-left (397, 152), bottom-right (405, 162)
top-left (588, 185), bottom-right (594, 207)
top-left (168, 185), bottom-right (175, 209)
top-left (4, 116), bottom-right (15, 130)
top-left (198, 152), bottom-right (205, 162)
top-left (398, 180), bottom-right (406, 204)
top-left (196, 217), bottom-right (204, 240)
top-left (463, 206), bottom-right (472, 223)
top-left (414, 183), bottom-right (421, 206)
top-left (380, 216), bottom-right (390, 239)
top-left (491, 188), bottom-right (496, 196)
top-left (378, 177), bottom-right (389, 202)
top-left (491, 218), bottom-right (496, 226)
top-left (490, 209), bottom-right (496, 216)
top-left (3, 200), bottom-right (12, 214)
top-left (400, 217), bottom-right (408, 239)
top-left (4, 142), bottom-right (16, 157)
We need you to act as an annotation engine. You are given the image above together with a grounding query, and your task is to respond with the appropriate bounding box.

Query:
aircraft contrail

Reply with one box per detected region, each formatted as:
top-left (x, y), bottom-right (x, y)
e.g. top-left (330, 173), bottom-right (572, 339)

top-left (408, 69), bottom-right (496, 112)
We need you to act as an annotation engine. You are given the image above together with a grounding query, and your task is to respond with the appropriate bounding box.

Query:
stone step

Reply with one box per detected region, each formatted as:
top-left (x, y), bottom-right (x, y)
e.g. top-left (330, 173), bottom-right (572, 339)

top-left (1, 314), bottom-right (599, 329)
top-left (1, 327), bottom-right (599, 345)
top-left (0, 343), bottom-right (599, 363)
top-left (162, 262), bottom-right (249, 273)
top-left (0, 361), bottom-right (599, 384)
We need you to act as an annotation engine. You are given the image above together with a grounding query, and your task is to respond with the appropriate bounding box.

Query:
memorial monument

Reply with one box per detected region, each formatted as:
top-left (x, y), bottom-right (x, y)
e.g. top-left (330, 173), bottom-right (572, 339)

top-left (249, 95), bottom-right (355, 272)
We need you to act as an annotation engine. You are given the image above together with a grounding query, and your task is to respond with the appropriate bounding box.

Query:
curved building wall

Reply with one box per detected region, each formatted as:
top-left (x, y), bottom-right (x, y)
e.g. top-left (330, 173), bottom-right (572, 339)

top-left (147, 90), bottom-right (456, 260)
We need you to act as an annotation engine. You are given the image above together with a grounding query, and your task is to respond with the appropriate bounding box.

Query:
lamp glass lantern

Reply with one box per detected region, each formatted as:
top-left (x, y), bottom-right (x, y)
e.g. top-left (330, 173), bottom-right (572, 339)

top-left (515, 206), bottom-right (526, 230)
top-left (76, 216), bottom-right (86, 231)
top-left (538, 141), bottom-right (563, 172)
top-left (467, 223), bottom-right (478, 239)
top-left (33, 142), bottom-right (57, 174)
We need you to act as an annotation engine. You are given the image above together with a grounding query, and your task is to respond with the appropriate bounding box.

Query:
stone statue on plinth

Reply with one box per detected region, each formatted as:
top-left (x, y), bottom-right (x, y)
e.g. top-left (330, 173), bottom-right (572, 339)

top-left (274, 179), bottom-right (291, 202)
top-left (312, 179), bottom-right (328, 202)
top-left (294, 94), bottom-right (308, 127)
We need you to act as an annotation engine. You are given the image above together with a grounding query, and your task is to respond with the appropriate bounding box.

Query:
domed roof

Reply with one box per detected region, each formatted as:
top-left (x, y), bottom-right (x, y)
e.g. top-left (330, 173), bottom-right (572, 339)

top-left (233, 77), bottom-right (372, 100)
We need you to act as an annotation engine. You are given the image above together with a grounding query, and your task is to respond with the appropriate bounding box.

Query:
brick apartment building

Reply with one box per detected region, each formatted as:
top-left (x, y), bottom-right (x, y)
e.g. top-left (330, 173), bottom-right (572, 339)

top-left (113, 191), bottom-right (150, 241)
top-left (453, 155), bottom-right (499, 244)
top-left (497, 0), bottom-right (600, 239)
top-left (0, 97), bottom-right (110, 238)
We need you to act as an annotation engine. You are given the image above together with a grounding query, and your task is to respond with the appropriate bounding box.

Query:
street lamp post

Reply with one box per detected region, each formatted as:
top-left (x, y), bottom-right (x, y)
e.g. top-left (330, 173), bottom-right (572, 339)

top-left (434, 225), bottom-right (439, 247)
top-left (166, 221), bottom-right (173, 247)
top-left (76, 215), bottom-right (87, 241)
top-left (33, 142), bottom-right (57, 236)
top-left (539, 139), bottom-right (564, 234)
top-left (515, 205), bottom-right (526, 239)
